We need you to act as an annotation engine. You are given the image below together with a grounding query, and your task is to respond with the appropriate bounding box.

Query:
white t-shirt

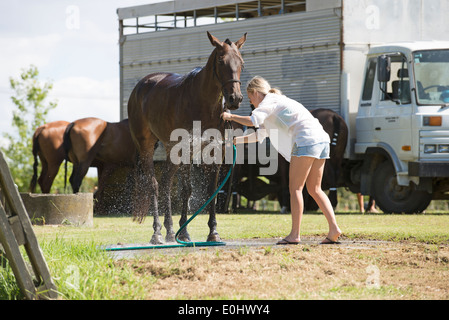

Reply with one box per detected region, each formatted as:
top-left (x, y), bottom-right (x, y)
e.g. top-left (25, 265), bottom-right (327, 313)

top-left (250, 93), bottom-right (330, 162)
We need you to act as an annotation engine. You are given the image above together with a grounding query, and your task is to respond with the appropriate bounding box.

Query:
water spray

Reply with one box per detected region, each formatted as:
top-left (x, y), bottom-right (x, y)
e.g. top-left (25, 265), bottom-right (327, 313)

top-left (104, 142), bottom-right (236, 252)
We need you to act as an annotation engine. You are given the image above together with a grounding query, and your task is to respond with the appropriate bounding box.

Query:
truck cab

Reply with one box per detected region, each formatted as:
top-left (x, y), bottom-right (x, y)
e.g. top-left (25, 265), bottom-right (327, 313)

top-left (355, 42), bottom-right (449, 213)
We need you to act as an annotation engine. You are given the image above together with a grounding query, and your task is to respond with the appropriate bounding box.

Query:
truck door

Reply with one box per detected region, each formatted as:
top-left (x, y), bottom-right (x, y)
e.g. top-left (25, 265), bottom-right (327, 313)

top-left (373, 54), bottom-right (413, 162)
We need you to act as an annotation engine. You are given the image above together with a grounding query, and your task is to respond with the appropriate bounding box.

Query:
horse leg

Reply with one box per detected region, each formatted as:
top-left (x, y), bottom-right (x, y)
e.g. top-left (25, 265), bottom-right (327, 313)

top-left (204, 163), bottom-right (221, 242)
top-left (177, 164), bottom-right (192, 242)
top-left (69, 161), bottom-right (91, 193)
top-left (279, 155), bottom-right (290, 213)
top-left (326, 162), bottom-right (338, 209)
top-left (94, 163), bottom-right (112, 215)
top-left (68, 161), bottom-right (81, 193)
top-left (328, 189), bottom-right (338, 209)
top-left (38, 158), bottom-right (50, 193)
top-left (132, 136), bottom-right (161, 244)
top-left (158, 159), bottom-right (180, 242)
top-left (230, 165), bottom-right (240, 213)
top-left (42, 160), bottom-right (63, 193)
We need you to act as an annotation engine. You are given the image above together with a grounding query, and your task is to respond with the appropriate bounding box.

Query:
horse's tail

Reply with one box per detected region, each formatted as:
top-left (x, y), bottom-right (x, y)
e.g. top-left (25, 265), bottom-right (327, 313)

top-left (330, 113), bottom-right (341, 149)
top-left (331, 111), bottom-right (349, 188)
top-left (63, 122), bottom-right (75, 191)
top-left (29, 126), bottom-right (44, 193)
top-left (331, 112), bottom-right (348, 151)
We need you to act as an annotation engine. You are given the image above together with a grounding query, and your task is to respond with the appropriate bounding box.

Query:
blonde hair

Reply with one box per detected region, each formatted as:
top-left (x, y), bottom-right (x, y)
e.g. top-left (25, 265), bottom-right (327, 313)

top-left (246, 76), bottom-right (282, 95)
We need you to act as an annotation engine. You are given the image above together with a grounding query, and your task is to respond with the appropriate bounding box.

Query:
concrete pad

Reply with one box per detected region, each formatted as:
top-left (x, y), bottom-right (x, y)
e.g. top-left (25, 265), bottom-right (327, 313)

top-left (104, 237), bottom-right (390, 259)
top-left (21, 193), bottom-right (93, 227)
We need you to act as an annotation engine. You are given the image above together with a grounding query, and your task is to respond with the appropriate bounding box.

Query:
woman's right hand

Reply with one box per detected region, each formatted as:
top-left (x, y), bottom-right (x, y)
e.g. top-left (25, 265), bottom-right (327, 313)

top-left (221, 112), bottom-right (232, 121)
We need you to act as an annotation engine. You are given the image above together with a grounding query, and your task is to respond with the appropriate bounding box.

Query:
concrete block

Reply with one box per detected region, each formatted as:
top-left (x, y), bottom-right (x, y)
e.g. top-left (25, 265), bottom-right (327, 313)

top-left (20, 193), bottom-right (93, 227)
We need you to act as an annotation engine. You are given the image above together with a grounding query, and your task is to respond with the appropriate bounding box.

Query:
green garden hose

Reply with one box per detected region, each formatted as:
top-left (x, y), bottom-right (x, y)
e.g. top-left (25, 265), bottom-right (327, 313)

top-left (105, 143), bottom-right (236, 251)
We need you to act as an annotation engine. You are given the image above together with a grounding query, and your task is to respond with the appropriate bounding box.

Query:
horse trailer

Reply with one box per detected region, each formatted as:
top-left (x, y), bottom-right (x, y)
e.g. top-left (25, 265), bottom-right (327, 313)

top-left (118, 0), bottom-right (449, 214)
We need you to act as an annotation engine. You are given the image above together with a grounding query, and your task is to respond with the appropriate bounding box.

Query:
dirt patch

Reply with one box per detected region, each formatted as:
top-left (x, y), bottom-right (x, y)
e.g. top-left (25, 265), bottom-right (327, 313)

top-left (115, 239), bottom-right (449, 299)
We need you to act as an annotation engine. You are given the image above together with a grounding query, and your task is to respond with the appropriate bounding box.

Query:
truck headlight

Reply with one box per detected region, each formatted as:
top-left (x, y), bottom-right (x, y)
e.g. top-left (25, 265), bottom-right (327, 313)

top-left (438, 145), bottom-right (449, 153)
top-left (424, 144), bottom-right (436, 153)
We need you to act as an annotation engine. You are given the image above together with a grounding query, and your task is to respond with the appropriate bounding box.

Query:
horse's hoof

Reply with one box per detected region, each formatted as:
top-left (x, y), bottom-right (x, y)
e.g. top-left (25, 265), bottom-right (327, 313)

top-left (207, 232), bottom-right (221, 242)
top-left (165, 232), bottom-right (176, 243)
top-left (177, 233), bottom-right (191, 243)
top-left (150, 234), bottom-right (164, 245)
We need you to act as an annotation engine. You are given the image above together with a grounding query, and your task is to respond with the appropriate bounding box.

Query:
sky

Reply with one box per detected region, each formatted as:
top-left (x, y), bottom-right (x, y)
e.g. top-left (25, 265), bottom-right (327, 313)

top-left (0, 0), bottom-right (166, 148)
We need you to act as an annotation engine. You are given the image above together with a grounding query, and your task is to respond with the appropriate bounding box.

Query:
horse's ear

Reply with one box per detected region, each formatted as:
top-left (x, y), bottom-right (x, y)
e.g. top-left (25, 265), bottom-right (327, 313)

top-left (235, 33), bottom-right (247, 49)
top-left (207, 31), bottom-right (222, 48)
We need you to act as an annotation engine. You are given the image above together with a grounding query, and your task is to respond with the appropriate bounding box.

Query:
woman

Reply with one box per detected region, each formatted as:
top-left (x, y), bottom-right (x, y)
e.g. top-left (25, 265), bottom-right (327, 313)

top-left (221, 76), bottom-right (342, 244)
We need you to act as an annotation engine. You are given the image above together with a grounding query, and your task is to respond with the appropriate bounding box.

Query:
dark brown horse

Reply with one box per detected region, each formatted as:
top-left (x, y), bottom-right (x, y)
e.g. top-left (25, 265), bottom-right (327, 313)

top-left (63, 117), bottom-right (136, 195)
top-left (128, 31), bottom-right (246, 244)
top-left (30, 120), bottom-right (70, 193)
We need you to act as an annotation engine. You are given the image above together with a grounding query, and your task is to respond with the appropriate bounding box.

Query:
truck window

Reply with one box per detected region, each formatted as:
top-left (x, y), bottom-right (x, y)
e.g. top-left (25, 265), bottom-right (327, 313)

top-left (362, 59), bottom-right (376, 101)
top-left (380, 55), bottom-right (410, 104)
top-left (413, 50), bottom-right (449, 105)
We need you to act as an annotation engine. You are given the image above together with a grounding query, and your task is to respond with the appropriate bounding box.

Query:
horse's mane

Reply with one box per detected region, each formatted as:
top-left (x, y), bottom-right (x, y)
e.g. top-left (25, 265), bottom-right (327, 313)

top-left (184, 67), bottom-right (202, 81)
top-left (177, 66), bottom-right (203, 86)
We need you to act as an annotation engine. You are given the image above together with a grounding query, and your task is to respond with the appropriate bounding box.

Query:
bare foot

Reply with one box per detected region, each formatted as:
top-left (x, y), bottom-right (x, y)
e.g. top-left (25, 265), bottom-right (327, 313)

top-left (325, 228), bottom-right (342, 243)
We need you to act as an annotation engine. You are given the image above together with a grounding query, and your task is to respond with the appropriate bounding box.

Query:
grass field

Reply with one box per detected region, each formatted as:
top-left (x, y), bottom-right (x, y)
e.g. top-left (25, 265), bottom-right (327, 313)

top-left (1, 211), bottom-right (449, 300)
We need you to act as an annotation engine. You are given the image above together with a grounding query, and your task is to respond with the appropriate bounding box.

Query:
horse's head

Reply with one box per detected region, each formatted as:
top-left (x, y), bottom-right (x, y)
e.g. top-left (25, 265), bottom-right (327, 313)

top-left (207, 31), bottom-right (246, 110)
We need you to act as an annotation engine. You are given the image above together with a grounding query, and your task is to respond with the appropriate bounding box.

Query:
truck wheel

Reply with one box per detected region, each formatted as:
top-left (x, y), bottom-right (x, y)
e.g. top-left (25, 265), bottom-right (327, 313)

top-left (372, 161), bottom-right (431, 214)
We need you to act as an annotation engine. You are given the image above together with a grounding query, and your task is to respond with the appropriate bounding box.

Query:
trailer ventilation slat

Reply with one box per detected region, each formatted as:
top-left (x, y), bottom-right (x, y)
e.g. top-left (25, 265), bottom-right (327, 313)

top-left (119, 3), bottom-right (341, 119)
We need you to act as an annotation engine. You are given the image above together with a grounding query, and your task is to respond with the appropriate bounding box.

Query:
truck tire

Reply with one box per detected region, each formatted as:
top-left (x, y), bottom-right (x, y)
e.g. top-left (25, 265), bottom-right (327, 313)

top-left (372, 161), bottom-right (431, 214)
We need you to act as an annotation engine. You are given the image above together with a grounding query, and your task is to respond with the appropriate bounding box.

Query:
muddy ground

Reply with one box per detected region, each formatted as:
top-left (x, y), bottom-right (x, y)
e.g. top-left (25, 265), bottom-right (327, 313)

top-left (114, 237), bottom-right (449, 300)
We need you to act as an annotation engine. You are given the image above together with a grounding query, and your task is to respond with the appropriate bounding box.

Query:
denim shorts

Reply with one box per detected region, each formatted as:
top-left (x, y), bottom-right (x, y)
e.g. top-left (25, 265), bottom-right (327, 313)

top-left (291, 142), bottom-right (330, 159)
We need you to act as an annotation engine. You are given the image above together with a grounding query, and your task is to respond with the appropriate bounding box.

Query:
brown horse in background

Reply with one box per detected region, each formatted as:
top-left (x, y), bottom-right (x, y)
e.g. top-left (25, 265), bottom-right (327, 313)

top-left (128, 31), bottom-right (246, 244)
top-left (30, 120), bottom-right (70, 193)
top-left (63, 117), bottom-right (136, 194)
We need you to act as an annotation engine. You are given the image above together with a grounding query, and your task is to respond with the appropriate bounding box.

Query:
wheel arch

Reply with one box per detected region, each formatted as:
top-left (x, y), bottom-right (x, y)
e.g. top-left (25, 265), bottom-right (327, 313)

top-left (360, 144), bottom-right (400, 196)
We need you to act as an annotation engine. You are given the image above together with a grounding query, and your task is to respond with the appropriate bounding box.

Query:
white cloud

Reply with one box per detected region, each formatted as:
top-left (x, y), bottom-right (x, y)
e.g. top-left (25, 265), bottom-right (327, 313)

top-left (48, 76), bottom-right (120, 123)
top-left (0, 34), bottom-right (62, 85)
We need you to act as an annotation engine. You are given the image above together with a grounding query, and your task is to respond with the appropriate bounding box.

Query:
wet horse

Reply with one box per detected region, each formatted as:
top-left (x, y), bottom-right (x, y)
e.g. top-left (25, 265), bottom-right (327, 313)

top-left (128, 32), bottom-right (246, 244)
top-left (63, 117), bottom-right (136, 195)
top-left (30, 120), bottom-right (70, 193)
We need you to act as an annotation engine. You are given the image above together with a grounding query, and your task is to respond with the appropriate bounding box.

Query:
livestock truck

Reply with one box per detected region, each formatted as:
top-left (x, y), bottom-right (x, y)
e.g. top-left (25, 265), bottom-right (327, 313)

top-left (117, 0), bottom-right (449, 213)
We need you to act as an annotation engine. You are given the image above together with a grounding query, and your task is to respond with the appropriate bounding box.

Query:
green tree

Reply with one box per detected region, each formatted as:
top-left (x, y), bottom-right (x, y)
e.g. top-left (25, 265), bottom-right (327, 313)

top-left (1, 65), bottom-right (57, 192)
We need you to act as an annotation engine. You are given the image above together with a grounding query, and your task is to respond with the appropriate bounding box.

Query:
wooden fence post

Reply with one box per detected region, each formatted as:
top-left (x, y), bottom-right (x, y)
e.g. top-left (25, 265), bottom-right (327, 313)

top-left (0, 150), bottom-right (58, 299)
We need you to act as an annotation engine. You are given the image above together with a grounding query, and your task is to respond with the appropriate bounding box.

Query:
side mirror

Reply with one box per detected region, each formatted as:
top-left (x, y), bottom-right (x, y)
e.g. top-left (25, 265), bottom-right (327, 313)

top-left (377, 55), bottom-right (391, 82)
